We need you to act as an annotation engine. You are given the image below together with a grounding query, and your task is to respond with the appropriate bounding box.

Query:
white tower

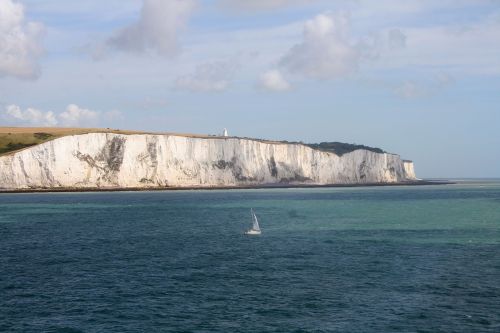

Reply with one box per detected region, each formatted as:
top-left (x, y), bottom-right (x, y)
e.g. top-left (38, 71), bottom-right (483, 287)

top-left (222, 128), bottom-right (228, 137)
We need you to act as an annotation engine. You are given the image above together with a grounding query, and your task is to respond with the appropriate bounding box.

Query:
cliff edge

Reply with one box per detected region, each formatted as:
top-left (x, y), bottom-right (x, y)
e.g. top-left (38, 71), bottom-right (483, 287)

top-left (0, 133), bottom-right (417, 190)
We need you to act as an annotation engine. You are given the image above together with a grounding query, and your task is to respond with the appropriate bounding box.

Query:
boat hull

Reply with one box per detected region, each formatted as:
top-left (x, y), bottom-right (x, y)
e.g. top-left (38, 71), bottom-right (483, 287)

top-left (245, 230), bottom-right (261, 235)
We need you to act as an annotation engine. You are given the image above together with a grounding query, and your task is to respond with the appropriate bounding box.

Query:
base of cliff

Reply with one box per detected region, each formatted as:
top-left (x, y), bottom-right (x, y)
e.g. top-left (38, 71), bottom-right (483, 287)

top-left (0, 180), bottom-right (453, 193)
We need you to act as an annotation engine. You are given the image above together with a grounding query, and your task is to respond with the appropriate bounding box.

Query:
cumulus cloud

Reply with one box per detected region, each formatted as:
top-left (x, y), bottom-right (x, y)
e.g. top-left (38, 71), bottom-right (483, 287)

top-left (3, 104), bottom-right (57, 126)
top-left (258, 69), bottom-right (291, 92)
top-left (175, 60), bottom-right (236, 92)
top-left (0, 0), bottom-right (45, 79)
top-left (280, 12), bottom-right (360, 80)
top-left (59, 104), bottom-right (99, 126)
top-left (2, 104), bottom-right (109, 126)
top-left (107, 0), bottom-right (196, 57)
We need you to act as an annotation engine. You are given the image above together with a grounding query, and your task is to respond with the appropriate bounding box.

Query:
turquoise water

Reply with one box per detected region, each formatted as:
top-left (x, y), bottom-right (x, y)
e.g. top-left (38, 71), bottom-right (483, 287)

top-left (1, 182), bottom-right (500, 332)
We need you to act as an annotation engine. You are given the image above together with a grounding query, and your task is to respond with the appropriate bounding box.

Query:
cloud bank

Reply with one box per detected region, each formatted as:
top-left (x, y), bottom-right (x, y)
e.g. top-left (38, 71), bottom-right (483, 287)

top-left (2, 104), bottom-right (119, 127)
top-left (0, 0), bottom-right (44, 79)
top-left (4, 104), bottom-right (57, 126)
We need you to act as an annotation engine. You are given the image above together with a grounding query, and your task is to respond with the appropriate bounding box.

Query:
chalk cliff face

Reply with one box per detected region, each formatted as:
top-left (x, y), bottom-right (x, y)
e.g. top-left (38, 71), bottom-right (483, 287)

top-left (403, 160), bottom-right (417, 180)
top-left (0, 133), bottom-right (416, 189)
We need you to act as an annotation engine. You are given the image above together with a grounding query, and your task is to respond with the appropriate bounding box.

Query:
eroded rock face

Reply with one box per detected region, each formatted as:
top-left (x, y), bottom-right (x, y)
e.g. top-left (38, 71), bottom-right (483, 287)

top-left (0, 133), bottom-right (417, 189)
top-left (403, 160), bottom-right (417, 180)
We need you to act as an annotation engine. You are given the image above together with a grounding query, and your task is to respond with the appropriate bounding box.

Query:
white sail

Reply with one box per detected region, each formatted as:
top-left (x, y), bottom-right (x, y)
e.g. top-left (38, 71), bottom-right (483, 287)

top-left (246, 209), bottom-right (261, 235)
top-left (252, 210), bottom-right (260, 232)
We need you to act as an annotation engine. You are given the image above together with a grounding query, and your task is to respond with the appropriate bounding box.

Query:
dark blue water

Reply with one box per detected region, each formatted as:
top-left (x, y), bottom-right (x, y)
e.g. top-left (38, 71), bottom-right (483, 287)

top-left (1, 183), bottom-right (500, 332)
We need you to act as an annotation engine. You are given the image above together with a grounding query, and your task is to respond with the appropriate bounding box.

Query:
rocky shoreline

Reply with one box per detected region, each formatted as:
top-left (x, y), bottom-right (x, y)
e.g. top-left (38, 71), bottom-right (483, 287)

top-left (0, 180), bottom-right (452, 194)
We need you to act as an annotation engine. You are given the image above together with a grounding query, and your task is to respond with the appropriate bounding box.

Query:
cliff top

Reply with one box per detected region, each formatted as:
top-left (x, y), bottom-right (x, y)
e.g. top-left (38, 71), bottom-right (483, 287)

top-left (0, 127), bottom-right (146, 156)
top-left (0, 127), bottom-right (387, 158)
top-left (0, 127), bottom-right (215, 156)
top-left (304, 142), bottom-right (385, 156)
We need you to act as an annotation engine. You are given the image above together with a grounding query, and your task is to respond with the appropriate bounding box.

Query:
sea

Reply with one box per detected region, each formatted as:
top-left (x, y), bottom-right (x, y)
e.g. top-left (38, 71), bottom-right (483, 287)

top-left (1, 180), bottom-right (499, 332)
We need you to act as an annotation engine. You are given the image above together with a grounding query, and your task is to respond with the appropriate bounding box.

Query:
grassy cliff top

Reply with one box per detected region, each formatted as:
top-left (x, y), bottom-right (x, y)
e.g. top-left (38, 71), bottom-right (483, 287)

top-left (0, 127), bottom-right (148, 156)
top-left (305, 142), bottom-right (385, 156)
top-left (0, 127), bottom-right (227, 156)
top-left (0, 127), bottom-right (386, 157)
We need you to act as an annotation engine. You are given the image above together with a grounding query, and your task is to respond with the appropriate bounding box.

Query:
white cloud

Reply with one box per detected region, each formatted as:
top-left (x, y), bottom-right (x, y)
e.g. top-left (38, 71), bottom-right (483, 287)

top-left (259, 69), bottom-right (291, 91)
top-left (175, 60), bottom-right (235, 92)
top-left (3, 104), bottom-right (57, 126)
top-left (107, 0), bottom-right (196, 57)
top-left (2, 104), bottom-right (105, 126)
top-left (59, 104), bottom-right (99, 126)
top-left (280, 12), bottom-right (360, 80)
top-left (218, 0), bottom-right (314, 11)
top-left (0, 0), bottom-right (44, 79)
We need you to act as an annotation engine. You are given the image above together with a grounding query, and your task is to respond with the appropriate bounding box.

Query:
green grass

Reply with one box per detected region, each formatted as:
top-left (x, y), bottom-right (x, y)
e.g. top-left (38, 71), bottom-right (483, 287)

top-left (305, 142), bottom-right (385, 156)
top-left (0, 132), bottom-right (53, 156)
top-left (0, 128), bottom-right (150, 156)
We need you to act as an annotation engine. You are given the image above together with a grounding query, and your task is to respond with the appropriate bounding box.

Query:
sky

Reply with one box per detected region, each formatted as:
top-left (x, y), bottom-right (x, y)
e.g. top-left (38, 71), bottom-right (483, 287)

top-left (0, 0), bottom-right (499, 178)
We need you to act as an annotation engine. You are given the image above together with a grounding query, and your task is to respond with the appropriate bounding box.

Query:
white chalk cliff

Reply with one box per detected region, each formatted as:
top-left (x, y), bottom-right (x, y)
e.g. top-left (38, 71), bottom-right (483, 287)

top-left (0, 133), bottom-right (417, 189)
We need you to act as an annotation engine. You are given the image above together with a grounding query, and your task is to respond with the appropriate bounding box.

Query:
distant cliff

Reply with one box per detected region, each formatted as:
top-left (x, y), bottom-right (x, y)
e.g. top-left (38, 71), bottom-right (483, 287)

top-left (0, 133), bottom-right (417, 190)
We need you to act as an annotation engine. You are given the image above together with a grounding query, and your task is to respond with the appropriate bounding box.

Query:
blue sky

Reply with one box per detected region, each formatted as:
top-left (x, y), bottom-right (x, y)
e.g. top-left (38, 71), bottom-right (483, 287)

top-left (0, 0), bottom-right (499, 178)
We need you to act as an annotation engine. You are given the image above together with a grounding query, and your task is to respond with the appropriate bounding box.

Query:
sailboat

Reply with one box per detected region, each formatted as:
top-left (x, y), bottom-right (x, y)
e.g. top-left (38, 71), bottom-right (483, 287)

top-left (245, 209), bottom-right (261, 235)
